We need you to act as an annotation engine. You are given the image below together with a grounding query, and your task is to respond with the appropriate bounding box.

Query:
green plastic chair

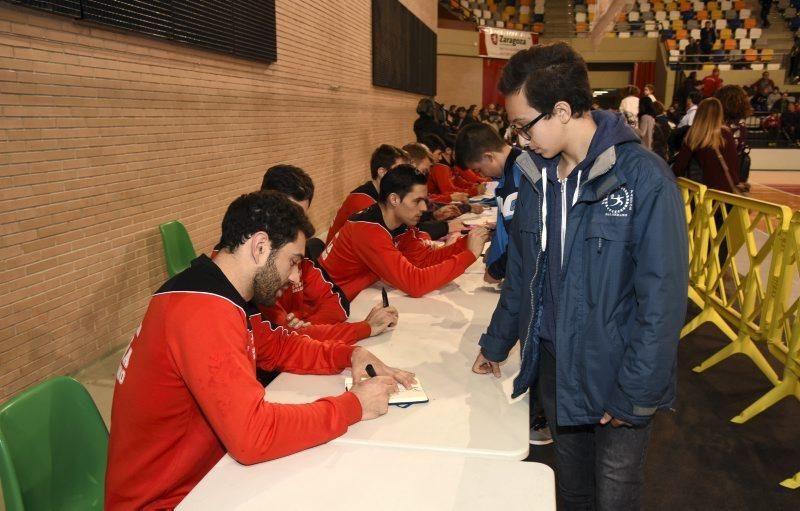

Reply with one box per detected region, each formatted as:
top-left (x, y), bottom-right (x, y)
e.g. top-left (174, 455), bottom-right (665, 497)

top-left (159, 220), bottom-right (197, 277)
top-left (0, 376), bottom-right (108, 511)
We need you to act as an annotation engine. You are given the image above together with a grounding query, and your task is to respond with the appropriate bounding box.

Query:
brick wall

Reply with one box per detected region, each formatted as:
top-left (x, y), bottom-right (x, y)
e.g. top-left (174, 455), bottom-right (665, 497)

top-left (0, 0), bottom-right (436, 401)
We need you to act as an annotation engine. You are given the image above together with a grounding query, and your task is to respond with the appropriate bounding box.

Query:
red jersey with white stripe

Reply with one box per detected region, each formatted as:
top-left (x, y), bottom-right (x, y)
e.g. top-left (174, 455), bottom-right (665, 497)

top-left (105, 255), bottom-right (360, 510)
top-left (428, 163), bottom-right (480, 197)
top-left (326, 181), bottom-right (379, 244)
top-left (318, 203), bottom-right (476, 300)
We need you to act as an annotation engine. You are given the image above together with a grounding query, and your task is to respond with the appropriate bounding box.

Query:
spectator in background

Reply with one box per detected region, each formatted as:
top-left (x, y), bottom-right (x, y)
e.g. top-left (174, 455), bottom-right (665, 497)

top-left (767, 87), bottom-right (784, 112)
top-left (414, 97), bottom-right (447, 143)
top-left (751, 71), bottom-right (776, 95)
top-left (685, 39), bottom-right (702, 69)
top-left (619, 85), bottom-right (641, 128)
top-left (702, 67), bottom-right (723, 98)
top-left (760, 0), bottom-right (773, 28)
top-left (673, 98), bottom-right (740, 193)
top-left (715, 84), bottom-right (753, 189)
top-left (652, 101), bottom-right (673, 162)
top-left (789, 34), bottom-right (800, 84)
top-left (637, 96), bottom-right (658, 150)
top-left (782, 102), bottom-right (800, 145)
top-left (643, 83), bottom-right (657, 103)
top-left (700, 21), bottom-right (717, 59)
top-left (679, 89), bottom-right (704, 127)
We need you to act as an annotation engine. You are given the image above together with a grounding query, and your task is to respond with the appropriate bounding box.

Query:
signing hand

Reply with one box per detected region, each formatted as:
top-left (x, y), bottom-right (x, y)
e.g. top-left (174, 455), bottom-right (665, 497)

top-left (285, 312), bottom-right (311, 329)
top-left (364, 303), bottom-right (399, 336)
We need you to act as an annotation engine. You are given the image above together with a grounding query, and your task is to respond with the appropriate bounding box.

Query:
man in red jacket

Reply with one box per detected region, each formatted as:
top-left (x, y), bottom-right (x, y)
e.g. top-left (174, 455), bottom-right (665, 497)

top-left (326, 144), bottom-right (409, 244)
top-left (421, 134), bottom-right (486, 198)
top-left (319, 164), bottom-right (489, 300)
top-left (260, 164), bottom-right (398, 343)
top-left (105, 191), bottom-right (413, 510)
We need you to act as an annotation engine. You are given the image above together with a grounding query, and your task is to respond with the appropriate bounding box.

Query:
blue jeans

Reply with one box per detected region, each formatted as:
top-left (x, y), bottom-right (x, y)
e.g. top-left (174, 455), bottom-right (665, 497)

top-left (536, 349), bottom-right (652, 511)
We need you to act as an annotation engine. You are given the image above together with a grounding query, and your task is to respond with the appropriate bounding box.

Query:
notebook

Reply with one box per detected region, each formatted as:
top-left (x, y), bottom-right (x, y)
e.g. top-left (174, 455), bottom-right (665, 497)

top-left (344, 377), bottom-right (428, 407)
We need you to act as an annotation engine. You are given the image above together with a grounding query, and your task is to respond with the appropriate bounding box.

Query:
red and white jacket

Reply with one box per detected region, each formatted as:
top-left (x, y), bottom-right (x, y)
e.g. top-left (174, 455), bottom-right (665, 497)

top-left (318, 203), bottom-right (476, 300)
top-left (105, 255), bottom-right (360, 510)
top-left (326, 180), bottom-right (378, 244)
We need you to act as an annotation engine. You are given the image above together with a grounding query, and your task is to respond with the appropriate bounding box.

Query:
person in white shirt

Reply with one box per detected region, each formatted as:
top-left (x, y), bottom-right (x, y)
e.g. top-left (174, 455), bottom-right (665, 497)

top-left (678, 90), bottom-right (704, 128)
top-left (619, 85), bottom-right (640, 128)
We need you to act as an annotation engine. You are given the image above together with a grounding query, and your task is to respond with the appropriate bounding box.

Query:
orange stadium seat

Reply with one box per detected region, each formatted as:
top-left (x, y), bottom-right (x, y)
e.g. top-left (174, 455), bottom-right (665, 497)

top-left (665, 38), bottom-right (678, 50)
top-left (724, 38), bottom-right (737, 49)
top-left (697, 10), bottom-right (709, 20)
top-left (677, 29), bottom-right (689, 39)
top-left (744, 48), bottom-right (757, 61)
top-left (744, 18), bottom-right (756, 29)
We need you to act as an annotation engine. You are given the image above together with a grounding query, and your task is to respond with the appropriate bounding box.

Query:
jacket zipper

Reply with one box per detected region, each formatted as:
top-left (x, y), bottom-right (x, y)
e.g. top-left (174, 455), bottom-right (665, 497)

top-left (520, 183), bottom-right (544, 373)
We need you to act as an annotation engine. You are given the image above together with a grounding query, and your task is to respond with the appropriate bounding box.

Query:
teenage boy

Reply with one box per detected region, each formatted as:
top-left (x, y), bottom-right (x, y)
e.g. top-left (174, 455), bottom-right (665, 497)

top-left (471, 43), bottom-right (688, 509)
top-left (326, 145), bottom-right (408, 244)
top-left (320, 165), bottom-right (489, 300)
top-left (106, 191), bottom-right (414, 509)
top-left (261, 164), bottom-right (399, 343)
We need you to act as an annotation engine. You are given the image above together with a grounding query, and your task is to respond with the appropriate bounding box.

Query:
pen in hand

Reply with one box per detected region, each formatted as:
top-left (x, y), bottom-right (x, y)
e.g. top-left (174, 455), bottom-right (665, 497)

top-left (381, 286), bottom-right (389, 308)
top-left (365, 364), bottom-right (377, 378)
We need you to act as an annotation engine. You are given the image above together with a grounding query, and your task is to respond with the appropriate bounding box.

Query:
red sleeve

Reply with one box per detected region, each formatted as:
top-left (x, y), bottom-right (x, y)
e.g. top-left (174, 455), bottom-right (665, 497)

top-left (294, 321), bottom-right (371, 345)
top-left (170, 300), bottom-right (361, 465)
top-left (396, 229), bottom-right (470, 268)
top-left (429, 192), bottom-right (452, 202)
top-left (252, 316), bottom-right (356, 375)
top-left (298, 260), bottom-right (349, 324)
top-left (430, 164), bottom-right (471, 196)
top-left (327, 194), bottom-right (376, 244)
top-left (356, 225), bottom-right (477, 298)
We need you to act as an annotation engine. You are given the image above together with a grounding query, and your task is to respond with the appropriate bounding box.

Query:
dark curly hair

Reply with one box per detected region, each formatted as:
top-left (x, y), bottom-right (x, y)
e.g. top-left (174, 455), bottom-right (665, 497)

top-left (715, 85), bottom-right (753, 122)
top-left (261, 164), bottom-right (315, 205)
top-left (216, 190), bottom-right (314, 252)
top-left (499, 42), bottom-right (593, 117)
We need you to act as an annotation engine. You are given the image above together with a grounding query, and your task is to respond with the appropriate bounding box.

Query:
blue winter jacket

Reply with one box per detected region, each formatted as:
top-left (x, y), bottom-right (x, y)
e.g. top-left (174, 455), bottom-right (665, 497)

top-left (485, 147), bottom-right (523, 280)
top-left (478, 111), bottom-right (688, 427)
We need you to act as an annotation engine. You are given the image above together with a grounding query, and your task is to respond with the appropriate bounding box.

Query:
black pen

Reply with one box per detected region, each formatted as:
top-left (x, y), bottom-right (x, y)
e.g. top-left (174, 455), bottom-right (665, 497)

top-left (381, 286), bottom-right (389, 308)
top-left (365, 364), bottom-right (377, 378)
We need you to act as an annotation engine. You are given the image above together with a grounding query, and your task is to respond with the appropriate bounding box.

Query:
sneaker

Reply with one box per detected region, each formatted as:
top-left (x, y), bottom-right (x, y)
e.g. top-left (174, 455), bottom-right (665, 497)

top-left (529, 417), bottom-right (553, 445)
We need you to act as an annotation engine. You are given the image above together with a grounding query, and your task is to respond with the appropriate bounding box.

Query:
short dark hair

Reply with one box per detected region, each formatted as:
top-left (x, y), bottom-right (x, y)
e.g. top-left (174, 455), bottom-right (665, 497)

top-left (370, 144), bottom-right (408, 180)
top-left (378, 164), bottom-right (428, 203)
top-left (499, 42), bottom-right (593, 117)
top-left (419, 133), bottom-right (447, 153)
top-left (402, 142), bottom-right (434, 166)
top-left (216, 191), bottom-right (314, 252)
top-left (454, 123), bottom-right (506, 167)
top-left (688, 89), bottom-right (704, 106)
top-left (261, 164), bottom-right (315, 205)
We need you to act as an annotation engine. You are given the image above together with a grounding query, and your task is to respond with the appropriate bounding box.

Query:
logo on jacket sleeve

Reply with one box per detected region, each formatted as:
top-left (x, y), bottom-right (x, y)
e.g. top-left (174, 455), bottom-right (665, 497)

top-left (602, 186), bottom-right (634, 217)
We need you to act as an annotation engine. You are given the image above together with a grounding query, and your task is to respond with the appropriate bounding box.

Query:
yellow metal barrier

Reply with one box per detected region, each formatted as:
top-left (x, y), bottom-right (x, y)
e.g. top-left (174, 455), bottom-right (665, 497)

top-left (677, 178), bottom-right (711, 309)
top-left (680, 188), bottom-right (792, 386)
top-left (731, 212), bottom-right (800, 424)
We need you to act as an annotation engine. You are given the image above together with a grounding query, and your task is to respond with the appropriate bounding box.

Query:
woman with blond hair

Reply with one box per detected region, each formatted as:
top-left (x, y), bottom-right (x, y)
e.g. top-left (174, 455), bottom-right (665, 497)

top-left (672, 97), bottom-right (740, 193)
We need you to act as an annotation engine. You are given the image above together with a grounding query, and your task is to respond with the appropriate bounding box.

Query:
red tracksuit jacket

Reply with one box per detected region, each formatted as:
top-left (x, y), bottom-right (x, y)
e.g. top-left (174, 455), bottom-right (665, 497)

top-left (318, 203), bottom-right (476, 300)
top-left (326, 181), bottom-right (378, 244)
top-left (260, 258), bottom-right (371, 343)
top-left (428, 163), bottom-right (480, 197)
top-left (105, 255), bottom-right (361, 510)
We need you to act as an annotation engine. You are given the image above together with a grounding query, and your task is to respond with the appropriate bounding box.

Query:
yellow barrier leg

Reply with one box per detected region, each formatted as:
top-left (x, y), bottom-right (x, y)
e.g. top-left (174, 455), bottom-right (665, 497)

top-left (731, 376), bottom-right (800, 423)
top-left (780, 472), bottom-right (800, 489)
top-left (692, 334), bottom-right (781, 385)
top-left (681, 308), bottom-right (737, 341)
top-left (688, 287), bottom-right (703, 309)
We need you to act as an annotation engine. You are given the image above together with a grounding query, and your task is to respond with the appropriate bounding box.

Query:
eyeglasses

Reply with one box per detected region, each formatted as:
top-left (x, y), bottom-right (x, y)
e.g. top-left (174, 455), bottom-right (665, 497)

top-left (508, 112), bottom-right (548, 143)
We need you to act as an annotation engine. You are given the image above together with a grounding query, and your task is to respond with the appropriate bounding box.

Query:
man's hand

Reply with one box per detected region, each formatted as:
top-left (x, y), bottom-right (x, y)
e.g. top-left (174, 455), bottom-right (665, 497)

top-left (433, 204), bottom-right (461, 221)
top-left (600, 412), bottom-right (633, 428)
top-left (472, 351), bottom-right (501, 378)
top-left (476, 183), bottom-right (487, 195)
top-left (448, 220), bottom-right (466, 233)
top-left (350, 347), bottom-right (416, 389)
top-left (364, 303), bottom-right (399, 336)
top-left (285, 312), bottom-right (311, 329)
top-left (471, 204), bottom-right (485, 214)
top-left (348, 376), bottom-right (397, 420)
top-left (451, 192), bottom-right (468, 203)
top-left (483, 268), bottom-right (502, 284)
top-left (466, 227), bottom-right (490, 258)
